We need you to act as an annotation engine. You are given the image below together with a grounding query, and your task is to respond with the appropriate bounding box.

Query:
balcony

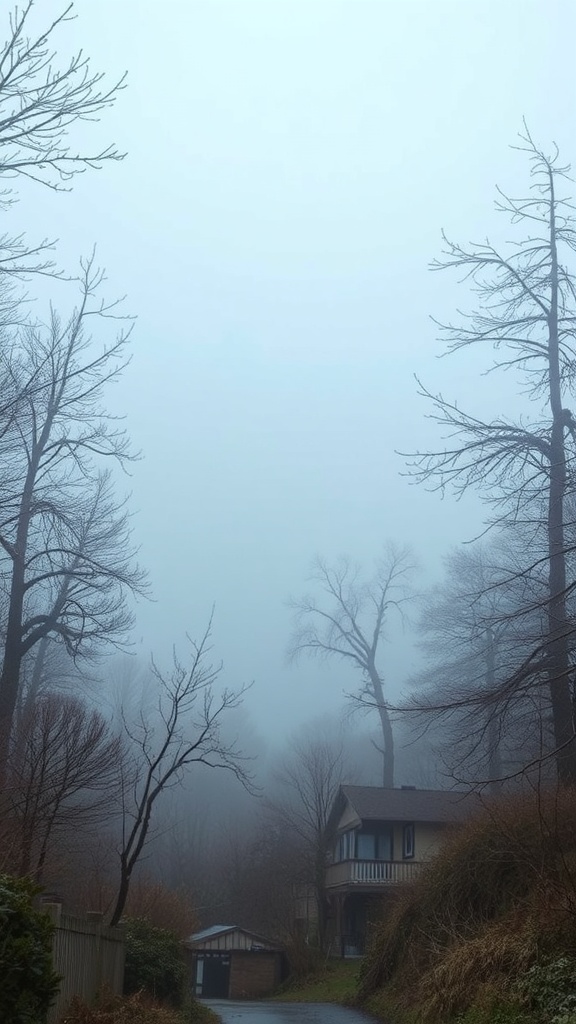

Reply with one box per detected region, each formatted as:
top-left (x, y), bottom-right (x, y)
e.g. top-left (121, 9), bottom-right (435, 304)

top-left (325, 858), bottom-right (421, 890)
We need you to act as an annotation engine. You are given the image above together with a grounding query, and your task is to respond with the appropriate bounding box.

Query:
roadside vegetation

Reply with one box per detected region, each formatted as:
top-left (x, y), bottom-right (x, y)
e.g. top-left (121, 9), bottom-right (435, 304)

top-left (63, 992), bottom-right (219, 1024)
top-left (358, 790), bottom-right (576, 1024)
top-left (272, 958), bottom-right (360, 1004)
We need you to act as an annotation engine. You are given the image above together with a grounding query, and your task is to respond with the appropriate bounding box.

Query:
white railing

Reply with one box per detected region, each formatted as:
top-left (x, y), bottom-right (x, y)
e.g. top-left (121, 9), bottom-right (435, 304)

top-left (325, 859), bottom-right (420, 888)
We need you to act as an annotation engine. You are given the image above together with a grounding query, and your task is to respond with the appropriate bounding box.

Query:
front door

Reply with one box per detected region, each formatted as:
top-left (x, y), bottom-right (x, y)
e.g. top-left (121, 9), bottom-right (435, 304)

top-left (198, 954), bottom-right (231, 998)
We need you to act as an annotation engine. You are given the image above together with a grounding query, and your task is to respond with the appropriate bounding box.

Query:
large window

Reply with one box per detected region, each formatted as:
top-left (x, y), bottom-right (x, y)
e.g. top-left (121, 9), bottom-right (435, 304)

top-left (336, 826), bottom-right (393, 861)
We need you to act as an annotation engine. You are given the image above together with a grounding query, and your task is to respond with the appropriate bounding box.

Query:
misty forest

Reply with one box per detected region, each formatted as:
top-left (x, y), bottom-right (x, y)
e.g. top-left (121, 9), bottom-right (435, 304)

top-left (2, 3), bottom-right (576, 1021)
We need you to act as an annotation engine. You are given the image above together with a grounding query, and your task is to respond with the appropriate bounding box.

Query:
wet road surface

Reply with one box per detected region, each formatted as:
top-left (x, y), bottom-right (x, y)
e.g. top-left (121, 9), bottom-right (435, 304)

top-left (206, 1001), bottom-right (376, 1023)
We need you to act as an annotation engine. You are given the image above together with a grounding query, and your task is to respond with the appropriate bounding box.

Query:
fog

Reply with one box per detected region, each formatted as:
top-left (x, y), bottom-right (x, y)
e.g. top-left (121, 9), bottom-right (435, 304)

top-left (13, 0), bottom-right (576, 742)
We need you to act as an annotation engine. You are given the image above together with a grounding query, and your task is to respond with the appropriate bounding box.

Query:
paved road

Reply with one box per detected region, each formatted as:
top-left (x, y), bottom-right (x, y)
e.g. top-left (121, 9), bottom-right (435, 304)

top-left (206, 1001), bottom-right (376, 1023)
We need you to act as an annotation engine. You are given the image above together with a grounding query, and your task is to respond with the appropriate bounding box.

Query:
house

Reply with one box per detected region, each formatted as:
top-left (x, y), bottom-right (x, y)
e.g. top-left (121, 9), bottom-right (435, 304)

top-left (184, 925), bottom-right (285, 999)
top-left (325, 784), bottom-right (482, 956)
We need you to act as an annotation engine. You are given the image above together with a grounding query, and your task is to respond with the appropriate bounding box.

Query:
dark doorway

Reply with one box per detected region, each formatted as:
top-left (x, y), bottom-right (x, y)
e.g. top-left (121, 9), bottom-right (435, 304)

top-left (199, 954), bottom-right (231, 998)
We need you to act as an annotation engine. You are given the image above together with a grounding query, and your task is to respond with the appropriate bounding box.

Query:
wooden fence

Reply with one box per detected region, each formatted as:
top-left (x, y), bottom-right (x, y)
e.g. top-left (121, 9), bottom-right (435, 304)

top-left (44, 905), bottom-right (125, 1023)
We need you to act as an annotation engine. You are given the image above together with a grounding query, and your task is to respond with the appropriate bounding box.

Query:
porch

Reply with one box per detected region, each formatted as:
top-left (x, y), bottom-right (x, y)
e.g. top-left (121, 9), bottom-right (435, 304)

top-left (325, 859), bottom-right (421, 889)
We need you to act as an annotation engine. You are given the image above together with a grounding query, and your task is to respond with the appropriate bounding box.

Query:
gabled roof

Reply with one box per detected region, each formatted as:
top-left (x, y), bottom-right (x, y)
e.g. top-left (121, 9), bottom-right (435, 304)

top-left (186, 924), bottom-right (281, 949)
top-left (328, 784), bottom-right (482, 833)
top-left (189, 925), bottom-right (237, 943)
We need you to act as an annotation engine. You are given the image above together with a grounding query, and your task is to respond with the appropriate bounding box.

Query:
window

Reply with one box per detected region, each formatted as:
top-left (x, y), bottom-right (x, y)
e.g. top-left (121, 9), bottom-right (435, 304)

top-left (377, 830), bottom-right (392, 861)
top-left (403, 823), bottom-right (415, 859)
top-left (356, 833), bottom-right (375, 859)
top-left (336, 829), bottom-right (356, 861)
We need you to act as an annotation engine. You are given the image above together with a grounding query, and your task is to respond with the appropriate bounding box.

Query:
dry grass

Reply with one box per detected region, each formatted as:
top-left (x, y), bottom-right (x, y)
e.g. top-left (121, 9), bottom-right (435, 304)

top-left (62, 992), bottom-right (218, 1024)
top-left (358, 788), bottom-right (576, 1021)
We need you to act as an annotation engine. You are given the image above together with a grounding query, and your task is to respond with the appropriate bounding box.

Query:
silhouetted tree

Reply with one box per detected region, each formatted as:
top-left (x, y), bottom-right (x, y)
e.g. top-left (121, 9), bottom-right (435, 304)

top-left (8, 692), bottom-right (122, 880)
top-left (406, 130), bottom-right (576, 785)
top-left (0, 257), bottom-right (144, 771)
top-left (110, 620), bottom-right (251, 927)
top-left (289, 548), bottom-right (414, 787)
top-left (0, 1), bottom-right (125, 283)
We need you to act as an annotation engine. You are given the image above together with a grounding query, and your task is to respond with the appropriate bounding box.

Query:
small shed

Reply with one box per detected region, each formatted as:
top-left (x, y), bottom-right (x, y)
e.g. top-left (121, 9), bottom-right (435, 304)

top-left (185, 924), bottom-right (284, 999)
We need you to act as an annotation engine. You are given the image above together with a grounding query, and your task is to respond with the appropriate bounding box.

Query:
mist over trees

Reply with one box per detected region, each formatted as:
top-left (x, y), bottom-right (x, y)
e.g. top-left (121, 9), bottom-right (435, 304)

top-left (0, 0), bottom-right (575, 975)
top-left (0, 1), bottom-right (254, 938)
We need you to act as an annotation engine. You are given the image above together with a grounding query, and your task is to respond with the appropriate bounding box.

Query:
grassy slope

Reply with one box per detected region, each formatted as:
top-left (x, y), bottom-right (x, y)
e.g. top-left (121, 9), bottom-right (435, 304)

top-left (271, 959), bottom-right (361, 1004)
top-left (357, 789), bottom-right (576, 1024)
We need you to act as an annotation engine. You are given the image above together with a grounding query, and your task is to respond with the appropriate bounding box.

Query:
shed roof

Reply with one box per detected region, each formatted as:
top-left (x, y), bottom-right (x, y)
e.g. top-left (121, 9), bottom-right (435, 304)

top-left (186, 924), bottom-right (282, 950)
top-left (329, 784), bottom-right (482, 832)
top-left (190, 925), bottom-right (237, 943)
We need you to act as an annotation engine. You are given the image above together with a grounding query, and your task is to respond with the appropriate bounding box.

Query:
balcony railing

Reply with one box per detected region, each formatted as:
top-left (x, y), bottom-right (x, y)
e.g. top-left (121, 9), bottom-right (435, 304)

top-left (325, 858), bottom-right (421, 889)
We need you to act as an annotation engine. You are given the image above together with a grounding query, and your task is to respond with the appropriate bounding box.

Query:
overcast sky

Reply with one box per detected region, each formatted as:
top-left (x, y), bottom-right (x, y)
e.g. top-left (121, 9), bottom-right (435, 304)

top-left (14, 0), bottom-right (576, 741)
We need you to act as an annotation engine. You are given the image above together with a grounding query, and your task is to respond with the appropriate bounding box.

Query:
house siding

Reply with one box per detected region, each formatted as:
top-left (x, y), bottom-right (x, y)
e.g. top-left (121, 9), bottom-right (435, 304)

top-left (338, 799), bottom-right (361, 831)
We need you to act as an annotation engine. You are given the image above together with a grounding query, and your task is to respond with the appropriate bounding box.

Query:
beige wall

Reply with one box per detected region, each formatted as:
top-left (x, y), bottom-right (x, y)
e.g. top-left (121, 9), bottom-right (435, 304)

top-left (337, 799), bottom-right (360, 831)
top-left (391, 821), bottom-right (446, 861)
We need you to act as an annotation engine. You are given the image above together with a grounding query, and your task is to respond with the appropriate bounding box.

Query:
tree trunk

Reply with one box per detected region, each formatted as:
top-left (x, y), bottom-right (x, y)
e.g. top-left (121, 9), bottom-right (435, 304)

top-left (368, 664), bottom-right (394, 787)
top-left (546, 180), bottom-right (576, 785)
top-left (485, 629), bottom-right (503, 793)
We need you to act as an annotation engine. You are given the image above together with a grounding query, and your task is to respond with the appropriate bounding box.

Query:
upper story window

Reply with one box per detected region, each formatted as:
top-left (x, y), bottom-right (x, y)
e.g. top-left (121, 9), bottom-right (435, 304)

top-left (402, 823), bottom-right (415, 859)
top-left (335, 827), bottom-right (393, 861)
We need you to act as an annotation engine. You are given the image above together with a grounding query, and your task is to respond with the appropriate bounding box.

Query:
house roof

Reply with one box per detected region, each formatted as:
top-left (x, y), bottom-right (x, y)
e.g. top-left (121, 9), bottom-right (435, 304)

top-left (186, 924), bottom-right (282, 949)
top-left (189, 925), bottom-right (237, 943)
top-left (329, 784), bottom-right (482, 832)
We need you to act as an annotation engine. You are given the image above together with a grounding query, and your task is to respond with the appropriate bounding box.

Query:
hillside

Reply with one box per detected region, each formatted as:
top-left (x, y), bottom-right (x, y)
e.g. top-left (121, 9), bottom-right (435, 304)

top-left (358, 789), bottom-right (576, 1024)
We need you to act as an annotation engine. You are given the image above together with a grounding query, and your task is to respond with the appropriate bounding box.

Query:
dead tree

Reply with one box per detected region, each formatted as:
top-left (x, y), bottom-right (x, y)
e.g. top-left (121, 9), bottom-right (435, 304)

top-left (0, 257), bottom-right (145, 772)
top-left (289, 548), bottom-right (414, 787)
top-left (404, 129), bottom-right (576, 785)
top-left (110, 620), bottom-right (252, 927)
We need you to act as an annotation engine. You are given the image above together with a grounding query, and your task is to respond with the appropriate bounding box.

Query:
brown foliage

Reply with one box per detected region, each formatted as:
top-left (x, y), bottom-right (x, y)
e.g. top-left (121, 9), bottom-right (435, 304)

top-left (358, 788), bottom-right (576, 1019)
top-left (65, 992), bottom-right (187, 1024)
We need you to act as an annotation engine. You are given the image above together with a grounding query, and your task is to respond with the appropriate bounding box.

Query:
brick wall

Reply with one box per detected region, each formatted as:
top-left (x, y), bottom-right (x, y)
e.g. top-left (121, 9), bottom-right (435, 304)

top-left (229, 952), bottom-right (281, 998)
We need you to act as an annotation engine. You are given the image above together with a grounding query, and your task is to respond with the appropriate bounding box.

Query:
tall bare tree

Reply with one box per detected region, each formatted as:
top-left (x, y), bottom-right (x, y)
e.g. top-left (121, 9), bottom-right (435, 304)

top-left (110, 620), bottom-right (252, 927)
top-left (289, 548), bottom-right (414, 787)
top-left (405, 130), bottom-right (576, 784)
top-left (0, 257), bottom-right (145, 770)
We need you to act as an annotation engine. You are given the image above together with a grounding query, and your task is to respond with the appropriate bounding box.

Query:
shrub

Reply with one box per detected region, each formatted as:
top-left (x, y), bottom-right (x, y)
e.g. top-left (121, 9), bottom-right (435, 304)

top-left (124, 918), bottom-right (187, 1007)
top-left (518, 956), bottom-right (576, 1023)
top-left (0, 873), bottom-right (60, 1024)
top-left (64, 992), bottom-right (219, 1024)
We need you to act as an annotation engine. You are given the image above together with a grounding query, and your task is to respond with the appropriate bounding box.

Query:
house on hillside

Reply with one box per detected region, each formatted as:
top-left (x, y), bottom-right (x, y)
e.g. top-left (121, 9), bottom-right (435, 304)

top-left (185, 925), bottom-right (285, 999)
top-left (325, 784), bottom-right (481, 956)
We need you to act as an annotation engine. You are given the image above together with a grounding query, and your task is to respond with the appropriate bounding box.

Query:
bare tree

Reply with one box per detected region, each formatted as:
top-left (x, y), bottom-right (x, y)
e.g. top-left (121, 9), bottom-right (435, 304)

top-left (266, 724), bottom-right (346, 949)
top-left (7, 691), bottom-right (122, 880)
top-left (109, 620), bottom-right (252, 928)
top-left (289, 548), bottom-right (414, 787)
top-left (405, 130), bottom-right (576, 784)
top-left (0, 2), bottom-right (124, 191)
top-left (0, 257), bottom-right (145, 771)
top-left (410, 536), bottom-right (554, 790)
top-left (0, 2), bottom-right (125, 285)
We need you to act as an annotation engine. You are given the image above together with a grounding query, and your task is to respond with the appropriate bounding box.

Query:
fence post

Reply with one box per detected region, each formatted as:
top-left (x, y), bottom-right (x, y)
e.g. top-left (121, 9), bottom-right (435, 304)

top-left (86, 911), bottom-right (104, 996)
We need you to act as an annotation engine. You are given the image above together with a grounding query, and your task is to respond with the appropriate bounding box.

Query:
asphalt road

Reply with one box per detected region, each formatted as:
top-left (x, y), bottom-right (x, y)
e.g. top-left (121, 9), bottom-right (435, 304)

top-left (206, 1001), bottom-right (376, 1023)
